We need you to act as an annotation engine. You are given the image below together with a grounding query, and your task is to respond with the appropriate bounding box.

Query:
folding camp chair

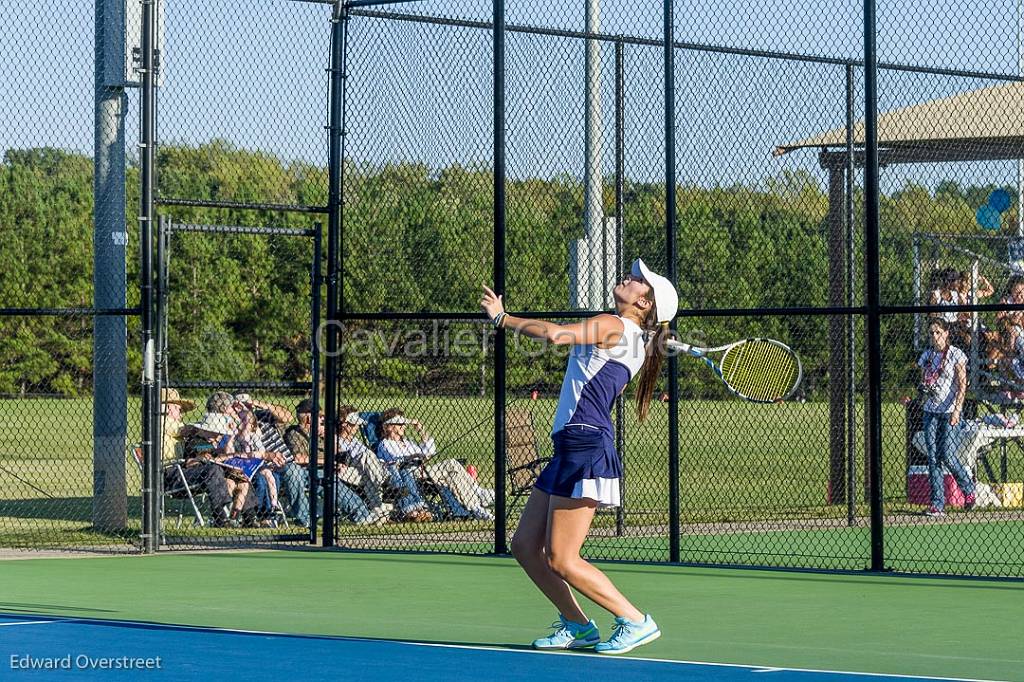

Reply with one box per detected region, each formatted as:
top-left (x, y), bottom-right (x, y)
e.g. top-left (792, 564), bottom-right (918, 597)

top-left (358, 411), bottom-right (459, 520)
top-left (128, 445), bottom-right (206, 528)
top-left (505, 408), bottom-right (552, 515)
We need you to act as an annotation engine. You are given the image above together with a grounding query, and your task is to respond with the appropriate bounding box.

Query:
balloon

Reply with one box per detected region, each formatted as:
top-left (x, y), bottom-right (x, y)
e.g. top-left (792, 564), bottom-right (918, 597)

top-left (977, 204), bottom-right (1002, 230)
top-left (989, 188), bottom-right (1012, 213)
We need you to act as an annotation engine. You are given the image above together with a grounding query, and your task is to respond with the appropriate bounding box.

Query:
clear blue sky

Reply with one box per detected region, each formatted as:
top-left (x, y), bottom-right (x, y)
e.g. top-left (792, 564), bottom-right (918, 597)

top-left (2, 0), bottom-right (1023, 193)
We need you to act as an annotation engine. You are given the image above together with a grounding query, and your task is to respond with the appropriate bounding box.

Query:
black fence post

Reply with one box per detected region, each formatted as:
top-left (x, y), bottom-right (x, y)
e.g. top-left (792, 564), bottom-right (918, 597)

top-left (493, 0), bottom-right (508, 555)
top-left (323, 1), bottom-right (348, 547)
top-left (664, 0), bottom-right (681, 564)
top-left (614, 37), bottom-right (626, 537)
top-left (863, 0), bottom-right (885, 572)
top-left (310, 222), bottom-right (323, 546)
top-left (845, 63), bottom-right (857, 527)
top-left (140, 0), bottom-right (159, 554)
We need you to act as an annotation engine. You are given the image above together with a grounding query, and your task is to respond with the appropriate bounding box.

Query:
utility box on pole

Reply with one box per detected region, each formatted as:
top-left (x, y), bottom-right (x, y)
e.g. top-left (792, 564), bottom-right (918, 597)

top-left (569, 216), bottom-right (619, 311)
top-left (102, 0), bottom-right (164, 88)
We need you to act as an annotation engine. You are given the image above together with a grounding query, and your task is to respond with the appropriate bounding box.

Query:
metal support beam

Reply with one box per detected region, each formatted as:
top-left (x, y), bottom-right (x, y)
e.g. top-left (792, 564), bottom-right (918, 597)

top-left (863, 0), bottom-right (886, 572)
top-left (493, 0), bottom-right (508, 555)
top-left (93, 0), bottom-right (129, 534)
top-left (139, 0), bottom-right (159, 552)
top-left (664, 0), bottom-right (681, 564)
top-left (322, 1), bottom-right (348, 547)
top-left (827, 166), bottom-right (847, 506)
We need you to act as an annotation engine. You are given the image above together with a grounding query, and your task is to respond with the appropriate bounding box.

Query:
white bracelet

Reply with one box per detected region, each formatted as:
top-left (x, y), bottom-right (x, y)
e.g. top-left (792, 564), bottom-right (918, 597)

top-left (492, 311), bottom-right (507, 329)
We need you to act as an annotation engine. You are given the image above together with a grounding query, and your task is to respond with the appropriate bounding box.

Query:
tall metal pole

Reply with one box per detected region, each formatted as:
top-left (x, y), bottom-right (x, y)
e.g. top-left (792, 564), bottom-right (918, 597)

top-left (911, 234), bottom-right (921, 350)
top-left (493, 0), bottom-right (508, 554)
top-left (863, 0), bottom-right (886, 572)
top-left (664, 0), bottom-right (681, 564)
top-left (93, 0), bottom-right (129, 533)
top-left (970, 260), bottom-right (981, 391)
top-left (584, 0), bottom-right (605, 309)
top-left (310, 222), bottom-right (323, 545)
top-left (844, 63), bottom-right (857, 526)
top-left (614, 38), bottom-right (626, 537)
top-left (139, 0), bottom-right (158, 552)
top-left (323, 1), bottom-right (348, 547)
top-left (309, 220), bottom-right (321, 544)
top-left (826, 164), bottom-right (846, 505)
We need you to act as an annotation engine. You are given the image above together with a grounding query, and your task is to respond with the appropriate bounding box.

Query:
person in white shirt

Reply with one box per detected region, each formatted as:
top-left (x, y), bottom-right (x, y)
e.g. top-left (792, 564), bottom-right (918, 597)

top-left (336, 405), bottom-right (392, 515)
top-left (377, 408), bottom-right (495, 521)
top-left (918, 317), bottom-right (976, 517)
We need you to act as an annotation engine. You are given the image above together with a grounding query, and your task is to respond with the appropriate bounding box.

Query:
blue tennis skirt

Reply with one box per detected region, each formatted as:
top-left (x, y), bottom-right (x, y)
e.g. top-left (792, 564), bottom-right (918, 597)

top-left (534, 426), bottom-right (623, 507)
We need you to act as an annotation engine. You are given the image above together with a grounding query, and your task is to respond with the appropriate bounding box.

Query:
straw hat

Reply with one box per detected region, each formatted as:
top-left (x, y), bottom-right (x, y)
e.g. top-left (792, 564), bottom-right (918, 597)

top-left (161, 387), bottom-right (196, 412)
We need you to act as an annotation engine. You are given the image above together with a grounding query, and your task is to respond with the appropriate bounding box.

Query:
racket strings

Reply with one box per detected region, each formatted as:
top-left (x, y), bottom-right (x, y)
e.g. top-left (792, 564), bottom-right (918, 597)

top-left (720, 340), bottom-right (799, 402)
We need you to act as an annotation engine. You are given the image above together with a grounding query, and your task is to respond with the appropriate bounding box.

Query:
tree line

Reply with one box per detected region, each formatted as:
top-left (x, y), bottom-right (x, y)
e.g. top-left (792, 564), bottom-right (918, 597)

top-left (0, 141), bottom-right (1008, 400)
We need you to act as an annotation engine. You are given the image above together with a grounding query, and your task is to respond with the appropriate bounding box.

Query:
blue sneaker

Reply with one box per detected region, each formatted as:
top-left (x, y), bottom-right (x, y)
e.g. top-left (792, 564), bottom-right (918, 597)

top-left (531, 615), bottom-right (601, 650)
top-left (594, 615), bottom-right (661, 655)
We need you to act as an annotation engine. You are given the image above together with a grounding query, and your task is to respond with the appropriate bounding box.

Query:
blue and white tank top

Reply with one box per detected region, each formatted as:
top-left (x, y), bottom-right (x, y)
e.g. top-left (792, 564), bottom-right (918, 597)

top-left (551, 316), bottom-right (648, 438)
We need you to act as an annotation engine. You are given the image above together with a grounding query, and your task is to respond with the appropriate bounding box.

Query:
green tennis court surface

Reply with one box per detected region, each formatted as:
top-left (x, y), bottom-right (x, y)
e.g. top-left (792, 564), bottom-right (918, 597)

top-left (2, 550), bottom-right (1021, 680)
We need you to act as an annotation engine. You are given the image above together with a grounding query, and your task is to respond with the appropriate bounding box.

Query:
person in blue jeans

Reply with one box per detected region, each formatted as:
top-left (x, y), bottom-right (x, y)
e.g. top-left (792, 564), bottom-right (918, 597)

top-left (282, 399), bottom-right (387, 527)
top-left (918, 317), bottom-right (976, 517)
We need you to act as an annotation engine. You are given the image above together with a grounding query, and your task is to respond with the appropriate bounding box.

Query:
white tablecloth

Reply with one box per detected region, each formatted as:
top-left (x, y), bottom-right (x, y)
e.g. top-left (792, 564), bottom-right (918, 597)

top-left (911, 421), bottom-right (1024, 473)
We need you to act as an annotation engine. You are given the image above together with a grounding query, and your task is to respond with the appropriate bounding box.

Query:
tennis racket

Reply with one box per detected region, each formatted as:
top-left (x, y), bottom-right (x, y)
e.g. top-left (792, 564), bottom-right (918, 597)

top-left (666, 337), bottom-right (802, 403)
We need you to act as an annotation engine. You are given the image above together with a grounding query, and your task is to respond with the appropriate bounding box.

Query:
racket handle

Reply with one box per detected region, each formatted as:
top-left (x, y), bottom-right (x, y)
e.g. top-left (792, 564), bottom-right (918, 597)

top-left (665, 339), bottom-right (701, 357)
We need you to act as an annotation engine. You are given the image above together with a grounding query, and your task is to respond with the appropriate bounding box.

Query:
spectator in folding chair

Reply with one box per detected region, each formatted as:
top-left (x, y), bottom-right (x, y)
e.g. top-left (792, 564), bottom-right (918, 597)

top-left (156, 388), bottom-right (208, 526)
top-left (283, 399), bottom-right (387, 527)
top-left (180, 412), bottom-right (257, 527)
top-left (357, 411), bottom-right (432, 523)
top-left (998, 275), bottom-right (1024, 359)
top-left (234, 393), bottom-right (293, 454)
top-left (232, 394), bottom-right (292, 525)
top-left (160, 387), bottom-right (196, 462)
top-left (225, 405), bottom-right (289, 527)
top-left (377, 408), bottom-right (495, 521)
top-left (336, 405), bottom-right (393, 518)
top-left (206, 392), bottom-right (289, 524)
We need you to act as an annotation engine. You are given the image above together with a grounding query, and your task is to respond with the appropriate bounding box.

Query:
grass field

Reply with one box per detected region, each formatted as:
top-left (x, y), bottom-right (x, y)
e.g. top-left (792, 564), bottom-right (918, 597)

top-left (1, 396), bottom-right (1023, 575)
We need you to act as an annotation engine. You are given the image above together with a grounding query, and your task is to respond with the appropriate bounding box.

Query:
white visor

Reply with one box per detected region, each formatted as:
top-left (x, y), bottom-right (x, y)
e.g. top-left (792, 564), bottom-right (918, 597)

top-left (631, 258), bottom-right (679, 324)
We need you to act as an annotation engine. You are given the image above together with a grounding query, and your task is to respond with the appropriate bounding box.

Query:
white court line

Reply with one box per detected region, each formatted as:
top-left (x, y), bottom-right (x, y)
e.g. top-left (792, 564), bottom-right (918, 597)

top-left (0, 619), bottom-right (69, 627)
top-left (379, 639), bottom-right (1006, 682)
top-left (0, 615), bottom-right (1005, 682)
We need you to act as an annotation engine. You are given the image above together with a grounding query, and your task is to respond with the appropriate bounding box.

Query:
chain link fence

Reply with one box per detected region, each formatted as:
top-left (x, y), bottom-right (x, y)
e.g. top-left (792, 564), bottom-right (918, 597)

top-left (335, 0), bottom-right (1024, 577)
top-left (3, 0), bottom-right (1024, 576)
top-left (0, 0), bottom-right (143, 552)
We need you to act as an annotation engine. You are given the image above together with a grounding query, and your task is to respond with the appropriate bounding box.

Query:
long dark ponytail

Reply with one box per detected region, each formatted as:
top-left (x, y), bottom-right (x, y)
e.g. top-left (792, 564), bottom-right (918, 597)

top-left (635, 291), bottom-right (669, 422)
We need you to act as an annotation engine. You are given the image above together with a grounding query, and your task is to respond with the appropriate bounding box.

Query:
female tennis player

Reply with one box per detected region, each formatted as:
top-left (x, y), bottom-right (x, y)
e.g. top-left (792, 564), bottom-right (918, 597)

top-left (480, 258), bottom-right (677, 655)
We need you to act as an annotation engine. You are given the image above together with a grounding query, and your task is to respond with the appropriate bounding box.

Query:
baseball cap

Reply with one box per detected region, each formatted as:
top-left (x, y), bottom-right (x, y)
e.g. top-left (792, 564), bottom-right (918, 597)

top-left (189, 412), bottom-right (236, 437)
top-left (206, 391), bottom-right (235, 413)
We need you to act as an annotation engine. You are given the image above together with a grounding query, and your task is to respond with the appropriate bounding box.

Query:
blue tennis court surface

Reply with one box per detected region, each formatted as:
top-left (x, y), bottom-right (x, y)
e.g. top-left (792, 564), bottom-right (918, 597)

top-left (0, 614), bottom-right (984, 681)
